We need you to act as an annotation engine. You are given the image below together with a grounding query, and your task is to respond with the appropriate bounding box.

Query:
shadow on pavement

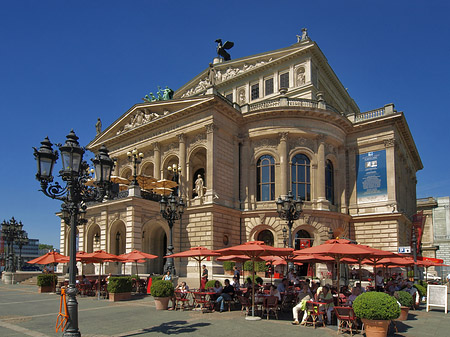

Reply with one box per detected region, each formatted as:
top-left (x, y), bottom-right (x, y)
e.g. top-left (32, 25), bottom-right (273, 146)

top-left (120, 320), bottom-right (211, 336)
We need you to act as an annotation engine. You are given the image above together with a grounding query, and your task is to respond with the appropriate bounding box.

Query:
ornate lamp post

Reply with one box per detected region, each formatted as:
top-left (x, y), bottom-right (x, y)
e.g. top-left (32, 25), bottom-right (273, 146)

top-left (34, 130), bottom-right (114, 337)
top-left (168, 164), bottom-right (182, 195)
top-left (276, 191), bottom-right (303, 270)
top-left (17, 230), bottom-right (29, 271)
top-left (127, 149), bottom-right (144, 186)
top-left (160, 192), bottom-right (185, 275)
top-left (1, 217), bottom-right (25, 272)
top-left (411, 225), bottom-right (419, 283)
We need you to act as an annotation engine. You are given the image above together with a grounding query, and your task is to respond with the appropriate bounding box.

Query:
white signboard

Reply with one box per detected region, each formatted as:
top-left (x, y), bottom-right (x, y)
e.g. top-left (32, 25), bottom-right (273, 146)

top-left (398, 246), bottom-right (411, 254)
top-left (426, 284), bottom-right (448, 314)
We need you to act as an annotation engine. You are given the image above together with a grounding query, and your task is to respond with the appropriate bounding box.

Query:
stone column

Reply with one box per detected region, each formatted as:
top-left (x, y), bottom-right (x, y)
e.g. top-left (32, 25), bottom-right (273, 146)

top-left (205, 123), bottom-right (216, 203)
top-left (178, 133), bottom-right (186, 200)
top-left (241, 138), bottom-right (250, 210)
top-left (348, 147), bottom-right (358, 215)
top-left (278, 132), bottom-right (289, 196)
top-left (384, 139), bottom-right (396, 202)
top-left (316, 135), bottom-right (326, 208)
top-left (153, 142), bottom-right (161, 180)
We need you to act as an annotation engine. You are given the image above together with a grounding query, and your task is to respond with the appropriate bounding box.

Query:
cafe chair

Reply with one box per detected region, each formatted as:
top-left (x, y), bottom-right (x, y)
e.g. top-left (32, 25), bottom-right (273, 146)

top-left (304, 301), bottom-right (326, 328)
top-left (262, 295), bottom-right (279, 320)
top-left (334, 306), bottom-right (359, 335)
top-left (174, 291), bottom-right (190, 311)
top-left (237, 295), bottom-right (251, 315)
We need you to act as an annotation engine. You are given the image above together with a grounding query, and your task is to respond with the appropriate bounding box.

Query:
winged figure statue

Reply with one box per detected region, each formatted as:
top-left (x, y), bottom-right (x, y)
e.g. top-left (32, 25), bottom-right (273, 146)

top-left (215, 39), bottom-right (234, 61)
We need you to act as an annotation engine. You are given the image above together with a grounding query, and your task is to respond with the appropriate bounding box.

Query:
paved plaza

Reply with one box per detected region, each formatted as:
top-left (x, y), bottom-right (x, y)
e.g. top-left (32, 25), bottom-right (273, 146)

top-left (0, 282), bottom-right (449, 337)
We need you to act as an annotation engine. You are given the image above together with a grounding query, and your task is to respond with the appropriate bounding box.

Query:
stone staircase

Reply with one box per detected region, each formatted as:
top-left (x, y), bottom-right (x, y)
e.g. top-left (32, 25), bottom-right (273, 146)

top-left (20, 275), bottom-right (38, 285)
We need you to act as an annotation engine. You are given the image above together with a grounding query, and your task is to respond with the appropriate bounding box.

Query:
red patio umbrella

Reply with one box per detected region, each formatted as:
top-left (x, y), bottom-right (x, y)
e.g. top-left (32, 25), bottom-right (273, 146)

top-left (164, 246), bottom-right (221, 289)
top-left (216, 241), bottom-right (293, 320)
top-left (27, 251), bottom-right (69, 265)
top-left (120, 250), bottom-right (158, 278)
top-left (294, 239), bottom-right (372, 287)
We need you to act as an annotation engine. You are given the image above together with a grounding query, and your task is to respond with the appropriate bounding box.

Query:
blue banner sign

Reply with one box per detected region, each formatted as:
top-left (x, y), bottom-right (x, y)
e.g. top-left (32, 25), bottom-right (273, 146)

top-left (356, 150), bottom-right (387, 204)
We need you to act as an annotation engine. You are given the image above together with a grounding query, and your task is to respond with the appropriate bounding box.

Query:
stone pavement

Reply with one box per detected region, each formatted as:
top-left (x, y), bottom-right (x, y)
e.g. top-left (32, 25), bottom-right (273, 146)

top-left (0, 282), bottom-right (449, 337)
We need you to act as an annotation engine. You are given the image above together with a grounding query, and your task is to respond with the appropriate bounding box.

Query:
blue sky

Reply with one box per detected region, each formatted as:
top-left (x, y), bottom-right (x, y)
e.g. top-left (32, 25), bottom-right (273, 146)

top-left (1, 1), bottom-right (449, 248)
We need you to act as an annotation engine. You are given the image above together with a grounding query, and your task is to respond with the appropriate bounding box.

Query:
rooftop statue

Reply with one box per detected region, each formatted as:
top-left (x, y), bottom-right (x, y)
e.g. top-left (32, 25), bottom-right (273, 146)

top-left (95, 118), bottom-right (102, 135)
top-left (142, 86), bottom-right (174, 103)
top-left (296, 28), bottom-right (310, 43)
top-left (215, 39), bottom-right (234, 61)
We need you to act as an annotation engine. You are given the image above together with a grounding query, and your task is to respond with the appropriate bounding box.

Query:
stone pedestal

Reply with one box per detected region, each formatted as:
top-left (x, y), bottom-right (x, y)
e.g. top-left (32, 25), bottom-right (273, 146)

top-left (128, 185), bottom-right (141, 197)
top-left (2, 272), bottom-right (14, 284)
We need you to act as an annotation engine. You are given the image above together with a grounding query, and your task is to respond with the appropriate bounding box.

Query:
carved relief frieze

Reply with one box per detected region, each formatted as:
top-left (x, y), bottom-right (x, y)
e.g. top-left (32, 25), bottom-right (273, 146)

top-left (253, 138), bottom-right (278, 151)
top-left (289, 137), bottom-right (314, 151)
top-left (188, 133), bottom-right (206, 150)
top-left (162, 142), bottom-right (179, 157)
top-left (384, 138), bottom-right (396, 148)
top-left (116, 109), bottom-right (162, 135)
top-left (205, 123), bottom-right (216, 134)
top-left (181, 58), bottom-right (273, 98)
top-left (108, 212), bottom-right (121, 224)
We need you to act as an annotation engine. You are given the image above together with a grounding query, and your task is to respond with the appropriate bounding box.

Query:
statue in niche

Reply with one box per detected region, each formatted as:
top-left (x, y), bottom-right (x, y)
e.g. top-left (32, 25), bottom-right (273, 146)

top-left (238, 89), bottom-right (246, 105)
top-left (195, 174), bottom-right (204, 198)
top-left (296, 68), bottom-right (305, 86)
top-left (95, 118), bottom-right (102, 135)
top-left (215, 39), bottom-right (234, 61)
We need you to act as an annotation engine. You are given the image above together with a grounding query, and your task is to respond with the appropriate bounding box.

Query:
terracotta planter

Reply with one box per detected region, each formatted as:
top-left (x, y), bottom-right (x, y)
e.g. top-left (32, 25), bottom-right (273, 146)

top-left (361, 318), bottom-right (390, 337)
top-left (38, 285), bottom-right (55, 293)
top-left (109, 292), bottom-right (131, 302)
top-left (397, 306), bottom-right (409, 321)
top-left (154, 297), bottom-right (170, 310)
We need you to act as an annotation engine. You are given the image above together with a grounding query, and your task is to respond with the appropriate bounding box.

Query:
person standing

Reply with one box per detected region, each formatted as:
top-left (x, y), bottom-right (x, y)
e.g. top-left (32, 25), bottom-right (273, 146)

top-left (376, 270), bottom-right (385, 292)
top-left (233, 266), bottom-right (240, 282)
top-left (201, 264), bottom-right (208, 289)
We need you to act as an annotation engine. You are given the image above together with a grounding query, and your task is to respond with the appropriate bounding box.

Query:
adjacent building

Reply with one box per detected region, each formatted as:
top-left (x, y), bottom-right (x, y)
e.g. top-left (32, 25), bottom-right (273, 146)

top-left (59, 32), bottom-right (423, 277)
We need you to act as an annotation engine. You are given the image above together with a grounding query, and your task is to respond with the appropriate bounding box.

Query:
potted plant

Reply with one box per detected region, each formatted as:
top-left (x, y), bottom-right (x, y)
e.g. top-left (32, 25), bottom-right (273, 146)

top-left (107, 276), bottom-right (132, 302)
top-left (150, 280), bottom-right (174, 310)
top-left (205, 280), bottom-right (222, 289)
top-left (394, 291), bottom-right (413, 320)
top-left (37, 274), bottom-right (57, 293)
top-left (353, 292), bottom-right (400, 337)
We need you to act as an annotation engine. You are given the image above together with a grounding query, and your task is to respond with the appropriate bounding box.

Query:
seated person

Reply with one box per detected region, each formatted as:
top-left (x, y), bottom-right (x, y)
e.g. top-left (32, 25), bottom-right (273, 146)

top-left (346, 287), bottom-right (361, 306)
top-left (163, 270), bottom-right (172, 281)
top-left (175, 281), bottom-right (189, 293)
top-left (212, 280), bottom-right (223, 294)
top-left (277, 278), bottom-right (289, 293)
top-left (269, 284), bottom-right (281, 302)
top-left (82, 275), bottom-right (91, 285)
top-left (215, 279), bottom-right (235, 312)
top-left (318, 285), bottom-right (334, 325)
top-left (292, 282), bottom-right (313, 325)
top-left (230, 276), bottom-right (241, 289)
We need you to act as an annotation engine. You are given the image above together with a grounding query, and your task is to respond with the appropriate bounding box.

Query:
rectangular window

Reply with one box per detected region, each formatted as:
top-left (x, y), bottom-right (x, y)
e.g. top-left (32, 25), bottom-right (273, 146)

top-left (265, 78), bottom-right (274, 95)
top-left (280, 72), bottom-right (289, 89)
top-left (225, 93), bottom-right (233, 102)
top-left (251, 83), bottom-right (259, 100)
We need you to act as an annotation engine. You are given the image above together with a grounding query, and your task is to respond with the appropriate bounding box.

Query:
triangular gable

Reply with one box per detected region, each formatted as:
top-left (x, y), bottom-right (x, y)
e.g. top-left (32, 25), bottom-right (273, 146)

top-left (88, 96), bottom-right (214, 150)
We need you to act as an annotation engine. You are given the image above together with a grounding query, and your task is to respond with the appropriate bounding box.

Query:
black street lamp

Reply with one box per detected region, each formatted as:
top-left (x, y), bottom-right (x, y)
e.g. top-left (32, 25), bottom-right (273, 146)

top-left (17, 231), bottom-right (29, 271)
top-left (276, 191), bottom-right (303, 269)
top-left (34, 130), bottom-right (114, 337)
top-left (1, 217), bottom-right (25, 272)
top-left (160, 192), bottom-right (185, 275)
top-left (127, 149), bottom-right (144, 186)
top-left (168, 164), bottom-right (182, 195)
top-left (411, 225), bottom-right (419, 283)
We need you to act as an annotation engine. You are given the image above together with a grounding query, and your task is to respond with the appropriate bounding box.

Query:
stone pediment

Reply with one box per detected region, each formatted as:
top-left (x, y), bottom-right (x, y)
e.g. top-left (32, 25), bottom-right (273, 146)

top-left (87, 96), bottom-right (214, 151)
top-left (174, 40), bottom-right (315, 99)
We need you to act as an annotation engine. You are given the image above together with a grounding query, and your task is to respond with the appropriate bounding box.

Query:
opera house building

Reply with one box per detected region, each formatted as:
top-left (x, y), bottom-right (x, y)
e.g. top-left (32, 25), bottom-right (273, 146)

top-left (59, 32), bottom-right (422, 278)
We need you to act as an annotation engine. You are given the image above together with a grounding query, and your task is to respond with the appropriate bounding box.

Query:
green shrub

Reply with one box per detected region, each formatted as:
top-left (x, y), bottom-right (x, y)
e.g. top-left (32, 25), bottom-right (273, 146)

top-left (150, 280), bottom-right (174, 297)
top-left (222, 261), bottom-right (235, 271)
top-left (414, 283), bottom-right (426, 297)
top-left (394, 291), bottom-right (414, 307)
top-left (205, 280), bottom-right (222, 289)
top-left (243, 261), bottom-right (268, 272)
top-left (107, 276), bottom-right (132, 293)
top-left (353, 292), bottom-right (400, 320)
top-left (151, 275), bottom-right (163, 282)
top-left (37, 274), bottom-right (57, 287)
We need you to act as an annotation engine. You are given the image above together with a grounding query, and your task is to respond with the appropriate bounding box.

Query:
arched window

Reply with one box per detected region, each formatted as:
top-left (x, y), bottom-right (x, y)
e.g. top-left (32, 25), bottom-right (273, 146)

top-left (257, 155), bottom-right (275, 201)
top-left (291, 154), bottom-right (310, 201)
top-left (294, 229), bottom-right (313, 250)
top-left (325, 160), bottom-right (335, 204)
top-left (257, 230), bottom-right (274, 246)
